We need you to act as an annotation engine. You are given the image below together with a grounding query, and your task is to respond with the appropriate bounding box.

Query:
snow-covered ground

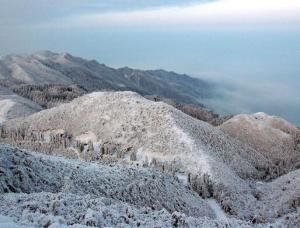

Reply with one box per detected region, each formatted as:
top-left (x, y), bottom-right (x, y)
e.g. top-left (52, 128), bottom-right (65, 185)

top-left (0, 144), bottom-right (265, 227)
top-left (0, 144), bottom-right (214, 218)
top-left (207, 199), bottom-right (228, 222)
top-left (1, 144), bottom-right (297, 227)
top-left (0, 215), bottom-right (20, 228)
top-left (1, 192), bottom-right (267, 228)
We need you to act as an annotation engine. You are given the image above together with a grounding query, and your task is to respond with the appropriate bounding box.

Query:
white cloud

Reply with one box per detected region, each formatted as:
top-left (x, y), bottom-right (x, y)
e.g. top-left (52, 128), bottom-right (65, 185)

top-left (58, 0), bottom-right (300, 29)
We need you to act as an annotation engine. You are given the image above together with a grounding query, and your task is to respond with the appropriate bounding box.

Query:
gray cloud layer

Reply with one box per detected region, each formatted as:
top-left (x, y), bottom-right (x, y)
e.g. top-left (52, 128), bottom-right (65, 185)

top-left (202, 79), bottom-right (300, 125)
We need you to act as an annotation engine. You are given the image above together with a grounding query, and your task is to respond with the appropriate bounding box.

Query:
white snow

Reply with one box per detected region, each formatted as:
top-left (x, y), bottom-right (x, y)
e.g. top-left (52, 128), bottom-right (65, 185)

top-left (1, 54), bottom-right (73, 85)
top-left (207, 199), bottom-right (228, 222)
top-left (0, 99), bottom-right (14, 123)
top-left (75, 131), bottom-right (97, 143)
top-left (0, 92), bottom-right (42, 124)
top-left (0, 215), bottom-right (20, 228)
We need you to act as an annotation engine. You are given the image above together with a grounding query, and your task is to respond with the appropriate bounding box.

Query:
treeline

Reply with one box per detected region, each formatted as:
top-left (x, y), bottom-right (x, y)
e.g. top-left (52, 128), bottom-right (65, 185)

top-left (12, 84), bottom-right (86, 108)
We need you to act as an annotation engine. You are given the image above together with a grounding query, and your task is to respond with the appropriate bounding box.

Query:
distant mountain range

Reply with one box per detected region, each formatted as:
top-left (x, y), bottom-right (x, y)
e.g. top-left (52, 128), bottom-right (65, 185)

top-left (0, 50), bottom-right (214, 106)
top-left (0, 51), bottom-right (228, 125)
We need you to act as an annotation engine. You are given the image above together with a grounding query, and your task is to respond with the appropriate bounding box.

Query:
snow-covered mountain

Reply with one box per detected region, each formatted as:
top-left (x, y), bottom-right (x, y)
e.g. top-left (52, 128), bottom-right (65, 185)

top-left (0, 51), bottom-right (214, 106)
top-left (0, 51), bottom-right (299, 227)
top-left (2, 91), bottom-right (299, 225)
top-left (0, 92), bottom-right (269, 180)
top-left (220, 112), bottom-right (300, 175)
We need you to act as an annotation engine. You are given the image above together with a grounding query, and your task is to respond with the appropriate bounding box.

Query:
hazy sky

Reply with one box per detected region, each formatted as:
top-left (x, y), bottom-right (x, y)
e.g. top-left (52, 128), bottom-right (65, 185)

top-left (1, 0), bottom-right (300, 124)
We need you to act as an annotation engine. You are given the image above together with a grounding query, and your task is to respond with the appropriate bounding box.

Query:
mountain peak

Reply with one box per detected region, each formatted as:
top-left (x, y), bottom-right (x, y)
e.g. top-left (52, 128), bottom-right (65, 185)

top-left (33, 50), bottom-right (58, 58)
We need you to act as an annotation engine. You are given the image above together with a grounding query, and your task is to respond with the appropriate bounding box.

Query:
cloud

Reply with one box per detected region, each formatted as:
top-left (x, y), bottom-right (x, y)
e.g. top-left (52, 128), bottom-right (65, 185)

top-left (202, 79), bottom-right (300, 125)
top-left (53, 0), bottom-right (300, 29)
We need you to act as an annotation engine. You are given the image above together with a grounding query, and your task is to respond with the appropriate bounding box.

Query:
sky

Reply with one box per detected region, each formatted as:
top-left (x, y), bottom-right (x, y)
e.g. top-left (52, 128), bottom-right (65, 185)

top-left (0, 0), bottom-right (300, 124)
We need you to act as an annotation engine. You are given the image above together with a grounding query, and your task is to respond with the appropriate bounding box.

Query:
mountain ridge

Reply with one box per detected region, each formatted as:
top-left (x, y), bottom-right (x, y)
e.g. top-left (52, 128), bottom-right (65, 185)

top-left (0, 50), bottom-right (215, 106)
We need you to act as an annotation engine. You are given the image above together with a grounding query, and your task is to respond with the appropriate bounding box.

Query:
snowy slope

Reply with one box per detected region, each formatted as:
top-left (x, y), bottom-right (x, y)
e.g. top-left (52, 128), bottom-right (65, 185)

top-left (0, 54), bottom-right (73, 85)
top-left (0, 144), bottom-right (296, 227)
top-left (1, 91), bottom-right (276, 220)
top-left (0, 144), bottom-right (266, 228)
top-left (0, 86), bottom-right (42, 124)
top-left (220, 112), bottom-right (300, 175)
top-left (254, 168), bottom-right (300, 221)
top-left (0, 144), bottom-right (214, 218)
top-left (1, 192), bottom-right (267, 228)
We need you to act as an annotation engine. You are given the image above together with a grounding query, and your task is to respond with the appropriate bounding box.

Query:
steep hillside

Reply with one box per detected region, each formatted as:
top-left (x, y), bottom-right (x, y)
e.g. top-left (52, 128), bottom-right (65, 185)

top-left (0, 91), bottom-right (281, 221)
top-left (0, 51), bottom-right (214, 106)
top-left (0, 144), bottom-right (273, 228)
top-left (0, 144), bottom-right (214, 218)
top-left (1, 145), bottom-right (298, 227)
top-left (220, 112), bottom-right (300, 175)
